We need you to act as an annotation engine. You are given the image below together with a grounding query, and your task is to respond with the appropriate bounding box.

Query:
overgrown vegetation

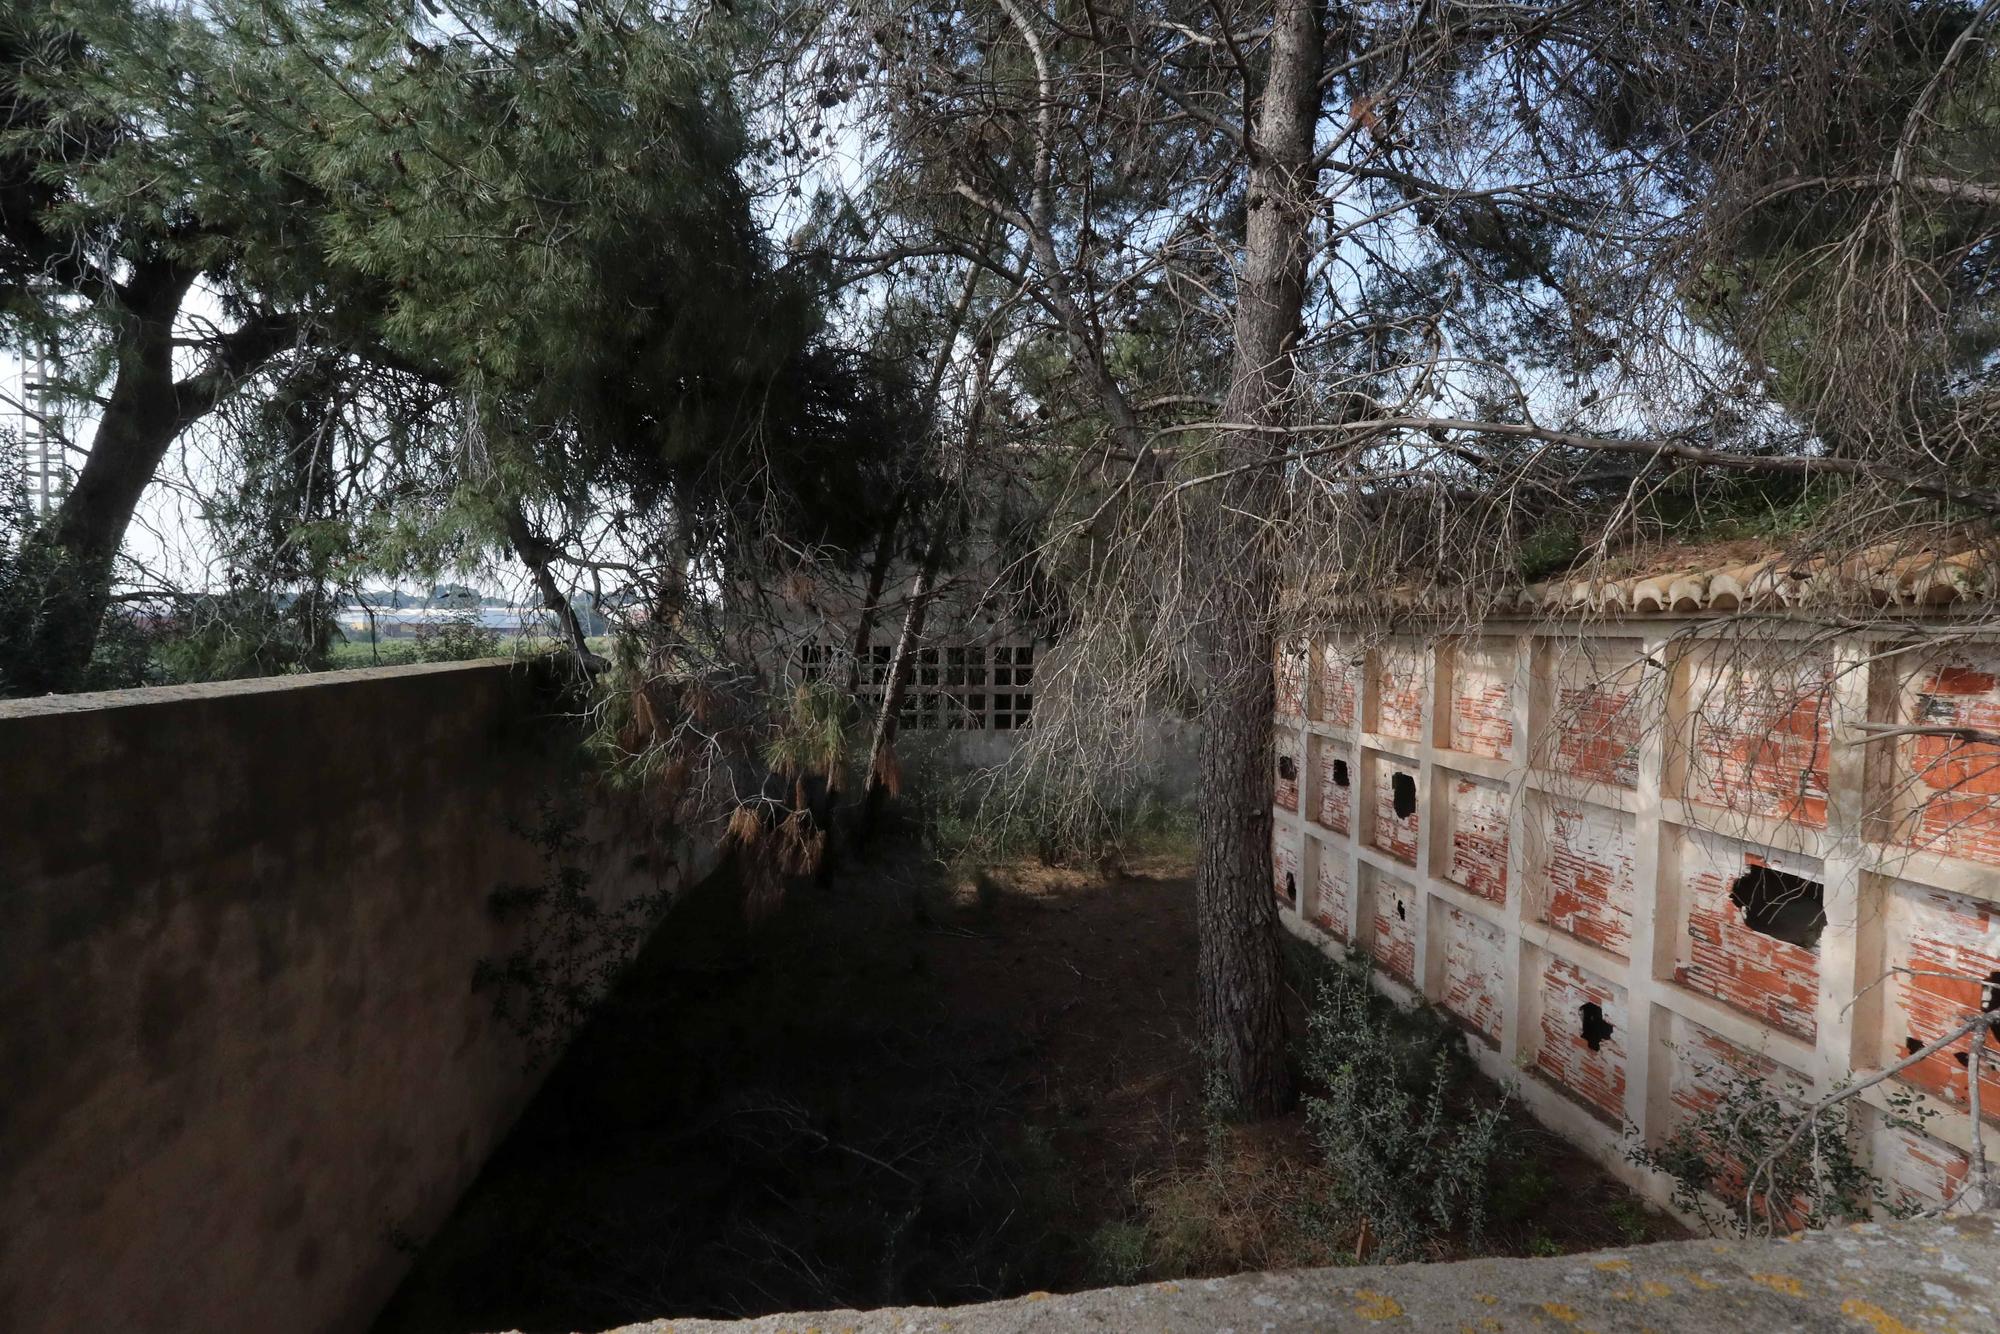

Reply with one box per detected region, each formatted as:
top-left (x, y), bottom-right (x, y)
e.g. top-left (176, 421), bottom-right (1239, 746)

top-left (901, 735), bottom-right (1197, 877)
top-left (390, 845), bottom-right (1676, 1331)
top-left (1072, 937), bottom-right (1677, 1283)
top-left (411, 612), bottom-right (504, 664)
top-left (1299, 951), bottom-right (1511, 1260)
top-left (1625, 1049), bottom-right (1937, 1237)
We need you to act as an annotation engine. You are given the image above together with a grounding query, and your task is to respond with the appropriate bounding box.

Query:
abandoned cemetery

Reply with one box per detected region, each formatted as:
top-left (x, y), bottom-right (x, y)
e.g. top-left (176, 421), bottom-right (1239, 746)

top-left (5, 2), bottom-right (2000, 1331)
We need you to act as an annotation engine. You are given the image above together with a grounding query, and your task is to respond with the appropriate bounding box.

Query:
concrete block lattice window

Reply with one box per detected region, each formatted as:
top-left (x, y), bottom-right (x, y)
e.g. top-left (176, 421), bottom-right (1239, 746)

top-left (796, 641), bottom-right (1037, 731)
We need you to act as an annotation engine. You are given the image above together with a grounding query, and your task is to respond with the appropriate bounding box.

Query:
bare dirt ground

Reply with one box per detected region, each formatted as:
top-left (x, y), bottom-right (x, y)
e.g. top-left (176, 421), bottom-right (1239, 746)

top-left (374, 843), bottom-right (1680, 1334)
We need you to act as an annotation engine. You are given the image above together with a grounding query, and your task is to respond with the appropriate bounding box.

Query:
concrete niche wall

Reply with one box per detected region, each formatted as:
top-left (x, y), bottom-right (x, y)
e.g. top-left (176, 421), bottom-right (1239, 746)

top-left (1273, 625), bottom-right (2000, 1219)
top-left (0, 662), bottom-right (692, 1334)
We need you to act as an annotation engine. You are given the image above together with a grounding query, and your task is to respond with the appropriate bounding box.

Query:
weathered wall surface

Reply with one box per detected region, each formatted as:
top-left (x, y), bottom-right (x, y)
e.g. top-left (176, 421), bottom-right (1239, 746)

top-left (1275, 626), bottom-right (2000, 1219)
top-left (605, 1212), bottom-right (2000, 1334)
top-left (0, 662), bottom-right (687, 1334)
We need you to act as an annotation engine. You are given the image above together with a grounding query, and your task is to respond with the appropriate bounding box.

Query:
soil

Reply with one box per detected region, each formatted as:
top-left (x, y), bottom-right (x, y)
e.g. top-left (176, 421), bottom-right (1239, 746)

top-left (374, 842), bottom-right (1682, 1334)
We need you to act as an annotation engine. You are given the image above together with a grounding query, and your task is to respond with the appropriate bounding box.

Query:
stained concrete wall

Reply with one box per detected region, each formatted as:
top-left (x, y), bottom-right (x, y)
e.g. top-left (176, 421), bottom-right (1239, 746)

top-left (1274, 626), bottom-right (2000, 1219)
top-left (0, 661), bottom-right (687, 1334)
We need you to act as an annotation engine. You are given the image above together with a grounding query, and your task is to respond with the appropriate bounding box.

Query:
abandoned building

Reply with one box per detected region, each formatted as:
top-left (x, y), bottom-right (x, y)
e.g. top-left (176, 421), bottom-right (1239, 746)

top-left (1273, 549), bottom-right (2000, 1217)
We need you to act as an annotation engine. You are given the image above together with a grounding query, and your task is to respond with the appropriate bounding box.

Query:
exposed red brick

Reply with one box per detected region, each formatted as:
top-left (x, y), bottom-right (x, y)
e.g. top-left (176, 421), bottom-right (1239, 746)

top-left (1313, 742), bottom-right (1352, 835)
top-left (1674, 842), bottom-right (1820, 1041)
top-left (1439, 907), bottom-right (1505, 1044)
top-left (1536, 956), bottom-right (1628, 1123)
top-left (1895, 651), bottom-right (2000, 866)
top-left (1449, 639), bottom-right (1516, 759)
top-left (1886, 880), bottom-right (2000, 1120)
top-left (1537, 801), bottom-right (1635, 956)
top-left (1443, 773), bottom-right (1509, 905)
top-left (1274, 734), bottom-right (1300, 813)
top-left (1685, 654), bottom-right (1831, 827)
top-left (1374, 759), bottom-right (1420, 865)
top-left (1541, 638), bottom-right (1644, 788)
top-left (1313, 848), bottom-right (1351, 940)
top-left (1370, 872), bottom-right (1417, 983)
top-left (1272, 835), bottom-right (1300, 908)
top-left (1665, 1018), bottom-right (1806, 1227)
top-left (1277, 642), bottom-right (1310, 717)
top-left (1374, 642), bottom-right (1429, 742)
top-left (1872, 1115), bottom-right (1973, 1214)
top-left (1316, 644), bottom-right (1361, 728)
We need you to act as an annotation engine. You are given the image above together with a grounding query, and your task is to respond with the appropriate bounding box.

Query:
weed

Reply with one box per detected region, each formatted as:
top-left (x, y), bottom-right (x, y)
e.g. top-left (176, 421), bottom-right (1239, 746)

top-left (1085, 1220), bottom-right (1150, 1284)
top-left (1488, 1161), bottom-right (1557, 1226)
top-left (1606, 1198), bottom-right (1655, 1246)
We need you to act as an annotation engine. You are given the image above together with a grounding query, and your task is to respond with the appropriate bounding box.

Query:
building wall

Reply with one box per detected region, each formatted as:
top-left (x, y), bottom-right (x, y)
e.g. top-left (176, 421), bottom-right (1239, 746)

top-left (1274, 626), bottom-right (2000, 1220)
top-left (0, 662), bottom-right (697, 1334)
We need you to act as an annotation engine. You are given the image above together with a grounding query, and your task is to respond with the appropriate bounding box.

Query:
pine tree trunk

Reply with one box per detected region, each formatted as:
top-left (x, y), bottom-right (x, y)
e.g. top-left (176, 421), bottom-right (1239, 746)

top-left (10, 266), bottom-right (194, 695)
top-left (1193, 0), bottom-right (1323, 1116)
top-left (8, 264), bottom-right (292, 696)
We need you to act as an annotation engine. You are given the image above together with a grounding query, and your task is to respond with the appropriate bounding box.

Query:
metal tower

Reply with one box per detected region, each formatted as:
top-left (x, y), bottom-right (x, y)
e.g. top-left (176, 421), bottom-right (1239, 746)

top-left (15, 345), bottom-right (67, 516)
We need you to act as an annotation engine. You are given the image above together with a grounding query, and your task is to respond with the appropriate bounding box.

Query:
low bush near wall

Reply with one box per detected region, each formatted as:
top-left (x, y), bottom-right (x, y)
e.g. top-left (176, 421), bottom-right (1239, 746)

top-left (1624, 1053), bottom-right (1937, 1236)
top-left (1300, 951), bottom-right (1510, 1260)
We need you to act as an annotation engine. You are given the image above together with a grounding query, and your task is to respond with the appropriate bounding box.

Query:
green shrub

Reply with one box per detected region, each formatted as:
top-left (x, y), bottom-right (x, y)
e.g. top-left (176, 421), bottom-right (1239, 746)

top-left (1623, 1051), bottom-right (1933, 1236)
top-left (1300, 953), bottom-right (1509, 1260)
top-left (1085, 1220), bottom-right (1150, 1284)
top-left (413, 610), bottom-right (503, 662)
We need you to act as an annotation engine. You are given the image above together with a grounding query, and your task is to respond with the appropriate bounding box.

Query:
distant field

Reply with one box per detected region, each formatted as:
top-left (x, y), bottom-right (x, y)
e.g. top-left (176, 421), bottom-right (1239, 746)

top-left (325, 636), bottom-right (612, 669)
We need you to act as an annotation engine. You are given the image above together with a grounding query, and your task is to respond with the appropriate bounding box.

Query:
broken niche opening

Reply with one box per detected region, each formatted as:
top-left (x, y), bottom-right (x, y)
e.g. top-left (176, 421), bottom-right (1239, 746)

top-left (1579, 1002), bottom-right (1615, 1052)
top-left (1332, 758), bottom-right (1350, 787)
top-left (1278, 754), bottom-right (1297, 782)
top-left (1727, 865), bottom-right (1825, 951)
top-left (1391, 771), bottom-right (1417, 819)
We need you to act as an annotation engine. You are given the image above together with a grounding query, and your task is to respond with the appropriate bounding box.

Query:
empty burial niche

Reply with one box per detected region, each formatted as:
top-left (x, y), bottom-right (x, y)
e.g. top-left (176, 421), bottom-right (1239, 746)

top-left (1727, 865), bottom-right (1825, 950)
top-left (1283, 872), bottom-right (1297, 904)
top-left (1278, 754), bottom-right (1298, 782)
top-left (1579, 1002), bottom-right (1615, 1052)
top-left (1391, 771), bottom-right (1417, 819)
top-left (1332, 758), bottom-right (1351, 787)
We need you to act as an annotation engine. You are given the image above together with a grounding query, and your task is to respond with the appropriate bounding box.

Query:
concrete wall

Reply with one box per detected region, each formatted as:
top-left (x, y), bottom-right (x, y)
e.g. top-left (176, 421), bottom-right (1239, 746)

top-left (1273, 624), bottom-right (2000, 1219)
top-left (0, 661), bottom-right (686, 1334)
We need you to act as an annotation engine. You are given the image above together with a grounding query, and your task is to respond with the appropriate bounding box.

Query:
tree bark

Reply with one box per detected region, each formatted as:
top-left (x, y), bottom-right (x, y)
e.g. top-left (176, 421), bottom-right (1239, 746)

top-left (9, 262), bottom-right (293, 695)
top-left (857, 333), bottom-right (999, 842)
top-left (856, 523), bottom-right (949, 843)
top-left (502, 503), bottom-right (598, 668)
top-left (844, 491), bottom-right (906, 698)
top-left (1193, 0), bottom-right (1323, 1116)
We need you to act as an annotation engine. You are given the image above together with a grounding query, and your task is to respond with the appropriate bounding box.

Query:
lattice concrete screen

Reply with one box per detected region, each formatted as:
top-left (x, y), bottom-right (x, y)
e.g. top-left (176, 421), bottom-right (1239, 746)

top-left (1273, 627), bottom-right (2000, 1217)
